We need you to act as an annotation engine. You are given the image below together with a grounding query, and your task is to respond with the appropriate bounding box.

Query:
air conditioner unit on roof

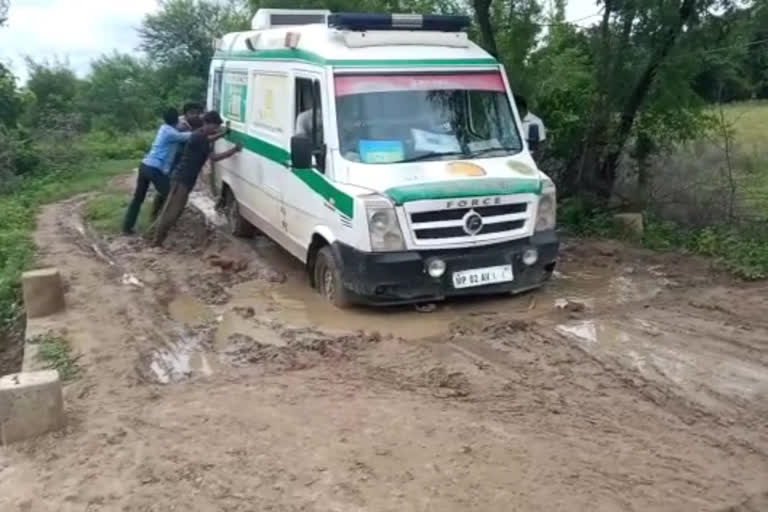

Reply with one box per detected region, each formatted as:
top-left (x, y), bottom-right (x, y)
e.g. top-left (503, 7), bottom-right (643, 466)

top-left (251, 8), bottom-right (331, 30)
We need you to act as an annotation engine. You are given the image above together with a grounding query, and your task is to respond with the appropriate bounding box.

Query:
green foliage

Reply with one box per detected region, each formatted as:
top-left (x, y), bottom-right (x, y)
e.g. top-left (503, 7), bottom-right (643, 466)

top-left (557, 198), bottom-right (620, 237)
top-left (23, 58), bottom-right (84, 127)
top-left (85, 192), bottom-right (152, 234)
top-left (139, 0), bottom-right (251, 83)
top-left (33, 334), bottom-right (83, 381)
top-left (559, 202), bottom-right (768, 280)
top-left (0, 159), bottom-right (134, 331)
top-left (0, 63), bottom-right (22, 127)
top-left (78, 130), bottom-right (153, 161)
top-left (85, 53), bottom-right (163, 132)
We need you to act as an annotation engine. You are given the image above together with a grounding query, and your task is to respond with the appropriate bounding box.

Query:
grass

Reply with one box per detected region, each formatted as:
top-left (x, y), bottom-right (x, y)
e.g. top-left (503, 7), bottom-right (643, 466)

top-left (719, 100), bottom-right (768, 150)
top-left (0, 159), bottom-right (135, 329)
top-left (85, 192), bottom-right (153, 234)
top-left (559, 198), bottom-right (768, 280)
top-left (33, 334), bottom-right (82, 381)
top-left (715, 100), bottom-right (768, 216)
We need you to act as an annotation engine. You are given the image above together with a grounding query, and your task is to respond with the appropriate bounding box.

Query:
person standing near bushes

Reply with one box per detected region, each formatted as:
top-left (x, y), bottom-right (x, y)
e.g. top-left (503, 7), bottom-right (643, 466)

top-left (122, 107), bottom-right (192, 235)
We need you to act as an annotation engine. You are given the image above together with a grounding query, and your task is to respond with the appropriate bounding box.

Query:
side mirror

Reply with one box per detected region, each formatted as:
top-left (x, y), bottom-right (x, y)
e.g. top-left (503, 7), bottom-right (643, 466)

top-left (291, 135), bottom-right (313, 169)
top-left (527, 124), bottom-right (540, 152)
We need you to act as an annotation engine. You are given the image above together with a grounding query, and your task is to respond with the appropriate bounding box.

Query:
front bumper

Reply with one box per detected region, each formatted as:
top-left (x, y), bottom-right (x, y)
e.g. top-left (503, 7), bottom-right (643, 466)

top-left (332, 230), bottom-right (559, 305)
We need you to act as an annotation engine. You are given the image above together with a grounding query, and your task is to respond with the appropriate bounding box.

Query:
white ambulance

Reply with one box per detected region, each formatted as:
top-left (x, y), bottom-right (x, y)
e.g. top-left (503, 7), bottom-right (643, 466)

top-left (208, 9), bottom-right (558, 307)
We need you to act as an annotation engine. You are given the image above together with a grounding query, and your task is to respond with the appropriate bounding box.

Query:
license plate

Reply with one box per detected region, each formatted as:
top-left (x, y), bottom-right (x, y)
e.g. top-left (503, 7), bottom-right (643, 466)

top-left (452, 265), bottom-right (514, 289)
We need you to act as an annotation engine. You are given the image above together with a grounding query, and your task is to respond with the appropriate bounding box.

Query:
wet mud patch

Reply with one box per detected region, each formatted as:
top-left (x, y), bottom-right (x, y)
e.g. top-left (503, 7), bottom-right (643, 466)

top-left (158, 210), bottom-right (217, 255)
top-left (720, 491), bottom-right (768, 512)
top-left (186, 276), bottom-right (232, 306)
top-left (219, 321), bottom-right (383, 372)
top-left (446, 317), bottom-right (714, 425)
top-left (136, 326), bottom-right (216, 384)
top-left (423, 366), bottom-right (471, 398)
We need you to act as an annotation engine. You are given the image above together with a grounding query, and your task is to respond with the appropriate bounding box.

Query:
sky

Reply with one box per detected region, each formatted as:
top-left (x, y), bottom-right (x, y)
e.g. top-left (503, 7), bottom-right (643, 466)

top-left (0, 0), bottom-right (158, 82)
top-left (0, 0), bottom-right (599, 83)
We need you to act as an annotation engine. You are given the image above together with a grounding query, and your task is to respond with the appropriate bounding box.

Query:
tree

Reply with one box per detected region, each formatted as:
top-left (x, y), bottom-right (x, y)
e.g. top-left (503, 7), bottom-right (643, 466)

top-left (139, 0), bottom-right (251, 83)
top-left (472, 0), bottom-right (499, 58)
top-left (0, 0), bottom-right (8, 26)
top-left (559, 0), bottom-right (724, 201)
top-left (0, 64), bottom-right (21, 128)
top-left (23, 58), bottom-right (82, 127)
top-left (85, 53), bottom-right (162, 132)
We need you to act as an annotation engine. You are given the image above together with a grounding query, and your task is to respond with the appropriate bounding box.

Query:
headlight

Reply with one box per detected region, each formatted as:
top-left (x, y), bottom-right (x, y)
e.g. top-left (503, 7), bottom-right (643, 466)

top-left (365, 196), bottom-right (405, 252)
top-left (535, 179), bottom-right (557, 232)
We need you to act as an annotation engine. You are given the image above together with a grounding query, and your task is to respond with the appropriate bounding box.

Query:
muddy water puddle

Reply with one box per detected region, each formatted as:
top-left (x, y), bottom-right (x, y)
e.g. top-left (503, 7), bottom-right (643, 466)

top-left (229, 279), bottom-right (543, 340)
top-left (142, 261), bottom-right (674, 384)
top-left (143, 327), bottom-right (217, 384)
top-left (141, 222), bottom-right (678, 384)
top-left (168, 294), bottom-right (215, 325)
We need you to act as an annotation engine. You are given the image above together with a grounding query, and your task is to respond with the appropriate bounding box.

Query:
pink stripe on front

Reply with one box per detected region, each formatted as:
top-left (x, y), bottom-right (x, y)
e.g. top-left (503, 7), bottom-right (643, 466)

top-left (334, 73), bottom-right (506, 97)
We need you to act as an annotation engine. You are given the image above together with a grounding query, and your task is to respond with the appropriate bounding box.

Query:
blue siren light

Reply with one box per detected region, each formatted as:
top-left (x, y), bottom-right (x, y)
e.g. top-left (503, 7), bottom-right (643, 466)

top-left (328, 13), bottom-right (471, 32)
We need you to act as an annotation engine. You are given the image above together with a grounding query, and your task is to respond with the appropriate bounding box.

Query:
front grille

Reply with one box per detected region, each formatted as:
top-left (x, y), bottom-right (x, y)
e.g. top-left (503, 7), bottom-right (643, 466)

top-left (415, 220), bottom-right (525, 239)
top-left (404, 195), bottom-right (534, 246)
top-left (411, 203), bottom-right (527, 223)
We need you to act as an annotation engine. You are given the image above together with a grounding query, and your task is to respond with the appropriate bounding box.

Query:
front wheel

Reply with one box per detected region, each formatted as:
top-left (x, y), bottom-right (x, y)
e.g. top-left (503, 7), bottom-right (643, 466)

top-left (313, 246), bottom-right (353, 309)
top-left (224, 190), bottom-right (255, 238)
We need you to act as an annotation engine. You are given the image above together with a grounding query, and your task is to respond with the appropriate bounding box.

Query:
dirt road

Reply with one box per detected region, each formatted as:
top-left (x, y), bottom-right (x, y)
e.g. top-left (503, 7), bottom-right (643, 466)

top-left (1, 184), bottom-right (767, 511)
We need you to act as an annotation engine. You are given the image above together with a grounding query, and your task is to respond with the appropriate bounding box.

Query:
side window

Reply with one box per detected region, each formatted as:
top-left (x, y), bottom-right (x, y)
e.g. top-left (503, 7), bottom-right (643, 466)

top-left (222, 71), bottom-right (248, 125)
top-left (294, 77), bottom-right (323, 147)
top-left (249, 72), bottom-right (289, 141)
top-left (211, 69), bottom-right (223, 112)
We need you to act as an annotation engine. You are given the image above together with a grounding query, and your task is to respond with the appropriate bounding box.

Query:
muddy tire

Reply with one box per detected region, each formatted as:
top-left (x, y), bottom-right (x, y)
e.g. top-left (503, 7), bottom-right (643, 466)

top-left (224, 190), bottom-right (255, 238)
top-left (314, 246), bottom-right (353, 309)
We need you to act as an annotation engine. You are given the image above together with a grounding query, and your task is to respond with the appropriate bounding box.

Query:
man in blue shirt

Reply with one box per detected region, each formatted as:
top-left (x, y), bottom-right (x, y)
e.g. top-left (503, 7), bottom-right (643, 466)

top-left (122, 108), bottom-right (192, 235)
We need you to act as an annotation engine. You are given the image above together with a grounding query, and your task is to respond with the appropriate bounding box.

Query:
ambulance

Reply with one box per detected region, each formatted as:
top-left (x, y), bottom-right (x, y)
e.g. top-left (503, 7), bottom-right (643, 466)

top-left (208, 9), bottom-right (558, 308)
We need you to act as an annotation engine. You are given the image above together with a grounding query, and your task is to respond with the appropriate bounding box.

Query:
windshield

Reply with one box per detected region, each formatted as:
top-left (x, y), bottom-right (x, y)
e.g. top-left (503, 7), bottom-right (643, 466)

top-left (334, 72), bottom-right (523, 165)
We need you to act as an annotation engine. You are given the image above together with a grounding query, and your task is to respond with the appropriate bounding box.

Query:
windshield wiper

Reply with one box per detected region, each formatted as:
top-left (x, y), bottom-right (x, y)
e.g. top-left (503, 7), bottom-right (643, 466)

top-left (466, 146), bottom-right (522, 158)
top-left (397, 151), bottom-right (467, 163)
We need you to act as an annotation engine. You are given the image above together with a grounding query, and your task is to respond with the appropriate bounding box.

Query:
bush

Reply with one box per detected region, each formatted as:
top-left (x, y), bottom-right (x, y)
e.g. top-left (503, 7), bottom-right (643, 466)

top-left (558, 197), bottom-right (621, 237)
top-left (559, 201), bottom-right (768, 280)
top-left (78, 130), bottom-right (153, 161)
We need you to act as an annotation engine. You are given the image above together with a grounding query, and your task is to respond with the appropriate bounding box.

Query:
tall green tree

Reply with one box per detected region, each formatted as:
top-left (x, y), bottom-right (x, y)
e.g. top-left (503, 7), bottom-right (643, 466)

top-left (0, 64), bottom-right (21, 128)
top-left (85, 53), bottom-right (162, 132)
top-left (23, 58), bottom-right (82, 126)
top-left (139, 0), bottom-right (251, 82)
top-left (561, 0), bottom-right (730, 200)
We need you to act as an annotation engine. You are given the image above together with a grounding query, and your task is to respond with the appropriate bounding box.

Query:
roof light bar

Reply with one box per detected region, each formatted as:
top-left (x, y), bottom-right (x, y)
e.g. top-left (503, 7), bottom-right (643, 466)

top-left (328, 13), bottom-right (471, 32)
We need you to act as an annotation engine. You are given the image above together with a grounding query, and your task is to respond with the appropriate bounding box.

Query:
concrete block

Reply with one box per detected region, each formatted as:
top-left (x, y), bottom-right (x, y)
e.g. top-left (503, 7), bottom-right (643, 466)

top-left (22, 268), bottom-right (65, 319)
top-left (614, 213), bottom-right (644, 234)
top-left (0, 370), bottom-right (64, 445)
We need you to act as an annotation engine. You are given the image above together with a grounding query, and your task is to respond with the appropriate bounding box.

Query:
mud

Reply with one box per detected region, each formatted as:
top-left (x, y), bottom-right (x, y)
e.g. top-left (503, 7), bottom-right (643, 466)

top-left (1, 186), bottom-right (767, 511)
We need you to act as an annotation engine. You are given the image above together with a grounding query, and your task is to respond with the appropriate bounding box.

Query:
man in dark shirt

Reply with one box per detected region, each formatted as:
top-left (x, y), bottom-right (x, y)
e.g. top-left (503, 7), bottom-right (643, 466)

top-left (150, 111), bottom-right (241, 247)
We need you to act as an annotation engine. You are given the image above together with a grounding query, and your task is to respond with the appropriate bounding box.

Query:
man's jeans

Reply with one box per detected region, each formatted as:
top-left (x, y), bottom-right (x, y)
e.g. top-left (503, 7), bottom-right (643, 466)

top-left (122, 163), bottom-right (170, 233)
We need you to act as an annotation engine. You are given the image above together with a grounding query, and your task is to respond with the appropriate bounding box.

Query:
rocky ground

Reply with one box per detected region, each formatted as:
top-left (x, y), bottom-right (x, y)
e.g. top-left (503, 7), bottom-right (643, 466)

top-left (0, 180), bottom-right (767, 511)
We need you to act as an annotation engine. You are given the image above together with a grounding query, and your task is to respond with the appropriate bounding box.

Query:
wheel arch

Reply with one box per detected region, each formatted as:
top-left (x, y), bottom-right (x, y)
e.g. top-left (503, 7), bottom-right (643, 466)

top-left (306, 226), bottom-right (337, 288)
